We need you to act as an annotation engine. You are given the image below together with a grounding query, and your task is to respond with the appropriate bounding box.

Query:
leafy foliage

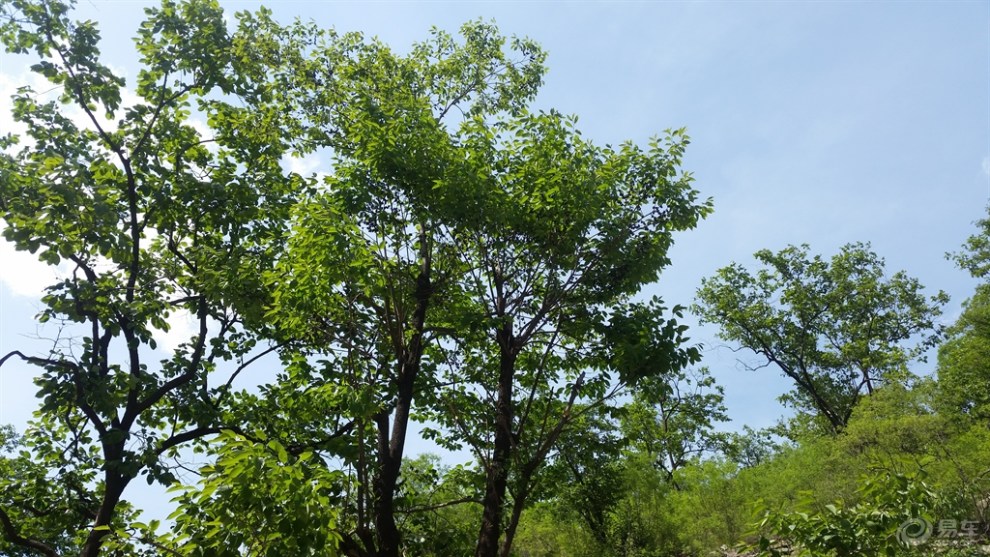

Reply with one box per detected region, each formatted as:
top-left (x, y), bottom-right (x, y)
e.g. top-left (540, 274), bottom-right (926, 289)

top-left (167, 432), bottom-right (345, 556)
top-left (695, 242), bottom-right (948, 433)
top-left (753, 472), bottom-right (947, 557)
top-left (622, 367), bottom-right (729, 486)
top-left (939, 206), bottom-right (990, 422)
top-left (0, 0), bottom-right (307, 554)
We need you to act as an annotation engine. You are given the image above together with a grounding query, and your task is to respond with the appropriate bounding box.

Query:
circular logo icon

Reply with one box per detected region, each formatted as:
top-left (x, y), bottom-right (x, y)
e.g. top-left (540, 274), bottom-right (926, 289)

top-left (897, 517), bottom-right (933, 546)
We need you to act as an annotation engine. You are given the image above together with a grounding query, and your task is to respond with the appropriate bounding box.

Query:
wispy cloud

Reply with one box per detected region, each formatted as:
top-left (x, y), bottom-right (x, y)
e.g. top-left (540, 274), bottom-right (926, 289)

top-left (0, 224), bottom-right (64, 298)
top-left (283, 152), bottom-right (322, 177)
top-left (151, 308), bottom-right (202, 354)
top-left (982, 155), bottom-right (990, 177)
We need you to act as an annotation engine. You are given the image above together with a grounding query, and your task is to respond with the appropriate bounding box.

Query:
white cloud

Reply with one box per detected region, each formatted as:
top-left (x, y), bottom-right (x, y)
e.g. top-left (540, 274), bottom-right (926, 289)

top-left (1, 67), bottom-right (145, 148)
top-left (982, 155), bottom-right (990, 177)
top-left (152, 307), bottom-right (201, 353)
top-left (0, 223), bottom-right (65, 299)
top-left (1, 216), bottom-right (198, 353)
top-left (2, 67), bottom-right (217, 354)
top-left (283, 152), bottom-right (323, 177)
top-left (0, 66), bottom-right (159, 300)
top-left (282, 151), bottom-right (333, 191)
top-left (0, 71), bottom-right (39, 150)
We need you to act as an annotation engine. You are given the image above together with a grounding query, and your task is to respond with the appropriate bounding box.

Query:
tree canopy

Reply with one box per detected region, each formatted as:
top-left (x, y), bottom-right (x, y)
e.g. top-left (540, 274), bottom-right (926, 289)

top-left (938, 206), bottom-right (990, 422)
top-left (0, 0), bottom-right (301, 554)
top-left (0, 1), bottom-right (711, 556)
top-left (694, 242), bottom-right (948, 433)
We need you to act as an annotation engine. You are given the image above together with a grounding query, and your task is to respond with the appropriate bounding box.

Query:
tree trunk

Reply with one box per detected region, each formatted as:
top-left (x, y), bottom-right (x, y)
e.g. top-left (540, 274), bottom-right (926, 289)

top-left (79, 449), bottom-right (130, 557)
top-left (372, 239), bottom-right (432, 557)
top-left (373, 411), bottom-right (400, 557)
top-left (372, 359), bottom-right (422, 557)
top-left (498, 487), bottom-right (529, 557)
top-left (475, 333), bottom-right (516, 557)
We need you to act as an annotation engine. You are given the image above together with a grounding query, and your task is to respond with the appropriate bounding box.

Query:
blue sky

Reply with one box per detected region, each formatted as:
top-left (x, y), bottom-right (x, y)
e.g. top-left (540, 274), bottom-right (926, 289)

top-left (1, 0), bottom-right (988, 515)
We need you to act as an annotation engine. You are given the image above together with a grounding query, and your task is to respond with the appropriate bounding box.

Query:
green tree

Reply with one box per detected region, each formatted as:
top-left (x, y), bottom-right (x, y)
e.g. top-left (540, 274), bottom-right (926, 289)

top-left (724, 426), bottom-right (781, 469)
top-left (939, 207), bottom-right (990, 421)
top-left (423, 164), bottom-right (707, 557)
top-left (952, 206), bottom-right (990, 280)
top-left (695, 242), bottom-right (947, 433)
top-left (0, 3), bottom-right (712, 556)
top-left (0, 1), bottom-right (305, 554)
top-left (742, 381), bottom-right (990, 557)
top-left (391, 454), bottom-right (481, 556)
top-left (511, 371), bottom-right (735, 557)
top-left (248, 19), bottom-right (547, 557)
top-left (251, 18), bottom-right (708, 557)
top-left (621, 366), bottom-right (730, 488)
top-left (0, 426), bottom-right (94, 556)
top-left (937, 288), bottom-right (990, 421)
top-left (531, 407), bottom-right (627, 551)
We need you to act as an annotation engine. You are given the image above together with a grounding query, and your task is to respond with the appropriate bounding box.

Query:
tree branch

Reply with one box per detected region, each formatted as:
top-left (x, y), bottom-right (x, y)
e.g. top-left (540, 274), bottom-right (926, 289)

top-left (395, 496), bottom-right (481, 514)
top-left (0, 506), bottom-right (59, 557)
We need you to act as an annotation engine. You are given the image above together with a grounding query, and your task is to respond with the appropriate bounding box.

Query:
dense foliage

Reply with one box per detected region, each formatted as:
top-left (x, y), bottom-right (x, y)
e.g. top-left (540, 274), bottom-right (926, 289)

top-left (0, 1), bottom-right (986, 556)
